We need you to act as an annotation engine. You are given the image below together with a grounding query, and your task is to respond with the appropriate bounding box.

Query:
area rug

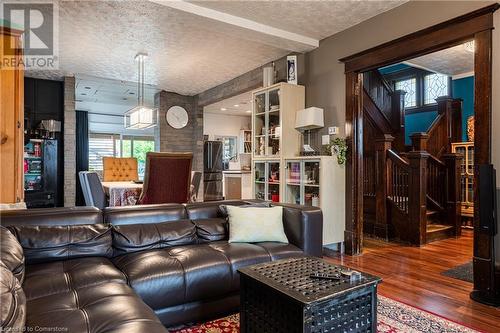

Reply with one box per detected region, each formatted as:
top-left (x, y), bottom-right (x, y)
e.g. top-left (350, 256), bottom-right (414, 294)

top-left (170, 295), bottom-right (480, 333)
top-left (442, 261), bottom-right (473, 283)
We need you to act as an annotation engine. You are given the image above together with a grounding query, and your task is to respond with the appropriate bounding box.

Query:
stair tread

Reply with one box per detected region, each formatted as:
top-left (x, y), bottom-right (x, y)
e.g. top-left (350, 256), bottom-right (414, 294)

top-left (426, 224), bottom-right (454, 233)
top-left (426, 210), bottom-right (439, 215)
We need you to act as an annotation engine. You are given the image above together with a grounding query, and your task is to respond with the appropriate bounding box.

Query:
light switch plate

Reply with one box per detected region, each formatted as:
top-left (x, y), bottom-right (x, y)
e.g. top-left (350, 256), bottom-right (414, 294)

top-left (322, 135), bottom-right (330, 145)
top-left (328, 126), bottom-right (339, 135)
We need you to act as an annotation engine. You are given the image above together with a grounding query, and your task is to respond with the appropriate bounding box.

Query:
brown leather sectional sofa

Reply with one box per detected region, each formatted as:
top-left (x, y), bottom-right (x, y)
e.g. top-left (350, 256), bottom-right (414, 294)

top-left (0, 200), bottom-right (322, 333)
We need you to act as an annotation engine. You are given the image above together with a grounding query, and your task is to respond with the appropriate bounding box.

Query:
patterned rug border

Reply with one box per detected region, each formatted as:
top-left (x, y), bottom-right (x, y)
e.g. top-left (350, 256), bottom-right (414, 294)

top-left (378, 294), bottom-right (484, 333)
top-left (170, 294), bottom-right (482, 333)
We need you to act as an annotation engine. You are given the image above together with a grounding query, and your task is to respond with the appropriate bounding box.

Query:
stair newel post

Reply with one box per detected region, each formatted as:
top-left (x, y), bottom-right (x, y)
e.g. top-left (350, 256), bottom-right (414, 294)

top-left (436, 96), bottom-right (456, 149)
top-left (442, 153), bottom-right (463, 236)
top-left (410, 132), bottom-right (429, 152)
top-left (375, 134), bottom-right (394, 239)
top-left (407, 151), bottom-right (429, 245)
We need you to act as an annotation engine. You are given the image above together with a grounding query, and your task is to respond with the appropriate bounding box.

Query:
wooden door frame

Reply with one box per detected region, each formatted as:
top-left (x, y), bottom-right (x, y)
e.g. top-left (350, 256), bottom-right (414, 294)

top-left (339, 4), bottom-right (499, 263)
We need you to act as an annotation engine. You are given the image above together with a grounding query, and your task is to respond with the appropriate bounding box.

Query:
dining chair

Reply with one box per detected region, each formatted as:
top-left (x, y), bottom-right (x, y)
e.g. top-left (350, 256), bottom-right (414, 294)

top-left (102, 157), bottom-right (138, 182)
top-left (78, 171), bottom-right (108, 209)
top-left (138, 152), bottom-right (193, 204)
top-left (190, 171), bottom-right (202, 202)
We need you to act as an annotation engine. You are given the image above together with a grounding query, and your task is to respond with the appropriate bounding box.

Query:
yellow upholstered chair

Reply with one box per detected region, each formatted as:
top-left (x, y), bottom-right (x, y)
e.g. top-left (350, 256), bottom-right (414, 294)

top-left (102, 157), bottom-right (138, 182)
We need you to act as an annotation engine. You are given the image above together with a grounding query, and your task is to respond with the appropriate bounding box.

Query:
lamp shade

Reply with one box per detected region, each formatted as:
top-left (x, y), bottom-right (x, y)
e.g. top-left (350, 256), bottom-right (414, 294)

top-left (295, 107), bottom-right (324, 130)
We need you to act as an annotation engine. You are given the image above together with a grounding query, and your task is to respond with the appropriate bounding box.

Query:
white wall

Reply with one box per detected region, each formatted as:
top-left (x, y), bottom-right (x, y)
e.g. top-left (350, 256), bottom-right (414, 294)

top-left (203, 112), bottom-right (251, 140)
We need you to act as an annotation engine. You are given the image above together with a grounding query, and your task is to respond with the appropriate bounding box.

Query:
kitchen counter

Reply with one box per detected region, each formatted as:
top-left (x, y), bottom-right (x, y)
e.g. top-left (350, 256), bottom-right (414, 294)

top-left (222, 170), bottom-right (251, 174)
top-left (223, 170), bottom-right (252, 199)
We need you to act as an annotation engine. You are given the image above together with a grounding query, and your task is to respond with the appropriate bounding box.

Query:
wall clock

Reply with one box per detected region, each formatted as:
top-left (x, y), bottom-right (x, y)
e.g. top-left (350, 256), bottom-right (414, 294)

top-left (166, 106), bottom-right (189, 129)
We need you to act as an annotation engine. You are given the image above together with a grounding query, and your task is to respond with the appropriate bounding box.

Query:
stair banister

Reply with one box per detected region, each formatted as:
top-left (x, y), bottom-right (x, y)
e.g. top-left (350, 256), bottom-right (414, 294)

top-left (375, 134), bottom-right (394, 239)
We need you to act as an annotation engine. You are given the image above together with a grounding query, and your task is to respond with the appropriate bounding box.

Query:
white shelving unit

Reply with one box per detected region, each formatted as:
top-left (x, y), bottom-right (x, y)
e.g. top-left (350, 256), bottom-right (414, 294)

top-left (250, 82), bottom-right (345, 247)
top-left (284, 156), bottom-right (345, 245)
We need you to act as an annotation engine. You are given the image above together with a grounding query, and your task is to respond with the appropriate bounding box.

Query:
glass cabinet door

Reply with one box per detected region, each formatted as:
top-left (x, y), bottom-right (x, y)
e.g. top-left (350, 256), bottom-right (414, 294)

top-left (254, 92), bottom-right (266, 157)
top-left (268, 161), bottom-right (280, 202)
top-left (254, 161), bottom-right (266, 200)
top-left (303, 161), bottom-right (320, 207)
top-left (466, 146), bottom-right (474, 176)
top-left (285, 161), bottom-right (301, 204)
top-left (267, 88), bottom-right (281, 157)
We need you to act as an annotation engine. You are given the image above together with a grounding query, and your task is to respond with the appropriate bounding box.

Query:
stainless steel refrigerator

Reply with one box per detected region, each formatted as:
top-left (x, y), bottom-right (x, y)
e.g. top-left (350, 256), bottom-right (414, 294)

top-left (203, 141), bottom-right (224, 201)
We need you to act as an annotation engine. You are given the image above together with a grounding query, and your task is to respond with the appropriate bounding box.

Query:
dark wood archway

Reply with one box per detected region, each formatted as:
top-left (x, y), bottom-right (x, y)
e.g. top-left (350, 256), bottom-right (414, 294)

top-left (339, 4), bottom-right (499, 292)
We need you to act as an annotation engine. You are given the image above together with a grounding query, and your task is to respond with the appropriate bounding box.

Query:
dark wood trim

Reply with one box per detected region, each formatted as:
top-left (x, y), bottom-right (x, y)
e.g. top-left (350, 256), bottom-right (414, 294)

top-left (340, 4), bottom-right (499, 73)
top-left (344, 72), bottom-right (363, 255)
top-left (340, 4), bottom-right (497, 258)
top-left (472, 29), bottom-right (494, 294)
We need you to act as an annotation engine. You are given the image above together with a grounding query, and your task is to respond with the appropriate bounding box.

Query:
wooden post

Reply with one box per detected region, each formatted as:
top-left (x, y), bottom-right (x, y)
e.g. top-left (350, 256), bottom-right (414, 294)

top-left (374, 135), bottom-right (394, 240)
top-left (410, 133), bottom-right (429, 152)
top-left (407, 151), bottom-right (429, 245)
top-left (442, 153), bottom-right (463, 237)
top-left (390, 90), bottom-right (406, 152)
top-left (436, 96), bottom-right (462, 150)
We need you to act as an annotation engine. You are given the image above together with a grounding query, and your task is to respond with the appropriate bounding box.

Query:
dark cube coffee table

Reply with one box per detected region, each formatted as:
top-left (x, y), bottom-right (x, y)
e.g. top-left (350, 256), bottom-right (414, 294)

top-left (238, 257), bottom-right (381, 333)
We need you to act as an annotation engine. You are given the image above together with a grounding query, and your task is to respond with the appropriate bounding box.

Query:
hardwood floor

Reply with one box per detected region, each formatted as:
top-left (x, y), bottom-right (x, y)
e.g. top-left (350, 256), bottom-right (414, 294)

top-left (324, 230), bottom-right (500, 332)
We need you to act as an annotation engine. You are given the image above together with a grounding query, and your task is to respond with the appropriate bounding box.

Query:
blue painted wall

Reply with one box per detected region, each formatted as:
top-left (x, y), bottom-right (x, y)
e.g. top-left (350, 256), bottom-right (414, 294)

top-left (404, 112), bottom-right (438, 145)
top-left (452, 76), bottom-right (474, 142)
top-left (378, 63), bottom-right (411, 74)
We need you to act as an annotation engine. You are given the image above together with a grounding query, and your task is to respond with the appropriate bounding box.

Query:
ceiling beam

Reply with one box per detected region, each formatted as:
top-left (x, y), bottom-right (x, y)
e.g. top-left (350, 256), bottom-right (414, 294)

top-left (150, 0), bottom-right (319, 51)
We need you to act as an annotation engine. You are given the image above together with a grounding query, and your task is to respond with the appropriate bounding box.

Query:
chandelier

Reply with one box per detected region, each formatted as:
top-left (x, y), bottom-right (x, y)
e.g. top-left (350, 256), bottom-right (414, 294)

top-left (124, 53), bottom-right (158, 129)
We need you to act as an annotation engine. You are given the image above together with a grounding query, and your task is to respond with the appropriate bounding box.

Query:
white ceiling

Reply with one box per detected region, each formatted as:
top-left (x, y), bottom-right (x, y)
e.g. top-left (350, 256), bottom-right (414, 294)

top-left (25, 0), bottom-right (406, 96)
top-left (191, 0), bottom-right (406, 40)
top-left (406, 42), bottom-right (474, 76)
top-left (204, 91), bottom-right (252, 116)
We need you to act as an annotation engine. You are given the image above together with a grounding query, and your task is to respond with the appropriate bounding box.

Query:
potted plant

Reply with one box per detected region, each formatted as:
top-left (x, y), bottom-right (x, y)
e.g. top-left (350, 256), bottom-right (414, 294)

top-left (326, 138), bottom-right (347, 165)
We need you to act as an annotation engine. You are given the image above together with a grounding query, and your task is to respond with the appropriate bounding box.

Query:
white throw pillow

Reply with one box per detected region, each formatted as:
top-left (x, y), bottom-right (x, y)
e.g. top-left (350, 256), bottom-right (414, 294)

top-left (226, 205), bottom-right (288, 243)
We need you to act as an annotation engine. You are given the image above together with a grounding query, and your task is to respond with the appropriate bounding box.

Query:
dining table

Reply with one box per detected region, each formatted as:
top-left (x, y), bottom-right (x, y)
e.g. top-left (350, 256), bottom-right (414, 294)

top-left (101, 181), bottom-right (143, 207)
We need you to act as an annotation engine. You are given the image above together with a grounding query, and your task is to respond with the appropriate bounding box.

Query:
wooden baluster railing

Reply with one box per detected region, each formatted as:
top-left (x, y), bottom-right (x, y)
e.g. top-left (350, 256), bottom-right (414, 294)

top-left (427, 155), bottom-right (447, 210)
top-left (387, 149), bottom-right (410, 215)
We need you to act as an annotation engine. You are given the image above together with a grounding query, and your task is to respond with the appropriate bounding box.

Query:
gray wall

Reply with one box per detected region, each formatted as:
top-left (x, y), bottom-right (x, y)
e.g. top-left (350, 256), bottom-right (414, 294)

top-left (63, 76), bottom-right (76, 207)
top-left (155, 91), bottom-right (203, 173)
top-left (304, 0), bottom-right (495, 146)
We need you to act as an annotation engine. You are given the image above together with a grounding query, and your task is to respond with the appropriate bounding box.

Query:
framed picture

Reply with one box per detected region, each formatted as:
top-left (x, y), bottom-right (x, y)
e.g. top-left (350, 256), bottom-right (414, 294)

top-left (287, 55), bottom-right (297, 84)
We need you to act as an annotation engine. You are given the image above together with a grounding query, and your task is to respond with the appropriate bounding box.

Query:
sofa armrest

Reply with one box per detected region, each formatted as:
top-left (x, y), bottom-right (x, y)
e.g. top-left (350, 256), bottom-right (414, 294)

top-left (274, 203), bottom-right (323, 257)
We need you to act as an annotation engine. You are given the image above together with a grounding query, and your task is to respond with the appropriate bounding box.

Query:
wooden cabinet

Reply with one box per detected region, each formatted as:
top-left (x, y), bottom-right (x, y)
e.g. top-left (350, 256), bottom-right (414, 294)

top-left (451, 142), bottom-right (474, 227)
top-left (0, 27), bottom-right (24, 204)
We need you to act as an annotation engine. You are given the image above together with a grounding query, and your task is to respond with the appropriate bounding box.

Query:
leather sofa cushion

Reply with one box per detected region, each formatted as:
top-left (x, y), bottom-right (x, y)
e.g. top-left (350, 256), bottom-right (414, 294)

top-left (112, 219), bottom-right (197, 255)
top-left (104, 203), bottom-right (186, 226)
top-left (113, 244), bottom-right (234, 310)
top-left (0, 226), bottom-right (25, 283)
top-left (8, 224), bottom-right (112, 264)
top-left (0, 263), bottom-right (26, 331)
top-left (113, 241), bottom-right (304, 311)
top-left (26, 282), bottom-right (168, 333)
top-left (194, 218), bottom-right (227, 242)
top-left (254, 242), bottom-right (304, 260)
top-left (0, 206), bottom-right (102, 226)
top-left (23, 257), bottom-right (127, 300)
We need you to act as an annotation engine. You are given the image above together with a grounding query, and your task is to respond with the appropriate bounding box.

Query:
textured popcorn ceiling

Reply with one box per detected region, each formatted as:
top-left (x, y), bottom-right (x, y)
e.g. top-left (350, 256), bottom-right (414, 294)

top-left (191, 0), bottom-right (407, 40)
top-left (27, 0), bottom-right (406, 95)
top-left (406, 43), bottom-right (474, 76)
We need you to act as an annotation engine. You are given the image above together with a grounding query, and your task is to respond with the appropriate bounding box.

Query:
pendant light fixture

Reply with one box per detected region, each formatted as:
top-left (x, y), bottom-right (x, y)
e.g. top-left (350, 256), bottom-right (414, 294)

top-left (124, 53), bottom-right (158, 129)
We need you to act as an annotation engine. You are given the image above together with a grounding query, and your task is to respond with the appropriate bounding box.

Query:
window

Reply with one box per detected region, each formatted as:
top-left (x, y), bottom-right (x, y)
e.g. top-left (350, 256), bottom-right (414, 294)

top-left (395, 78), bottom-right (417, 108)
top-left (89, 133), bottom-right (155, 178)
top-left (424, 73), bottom-right (449, 104)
